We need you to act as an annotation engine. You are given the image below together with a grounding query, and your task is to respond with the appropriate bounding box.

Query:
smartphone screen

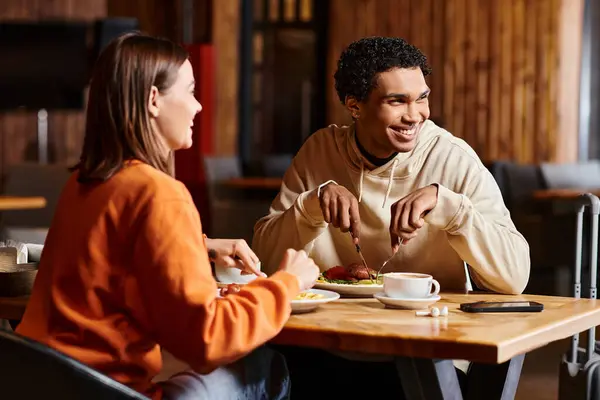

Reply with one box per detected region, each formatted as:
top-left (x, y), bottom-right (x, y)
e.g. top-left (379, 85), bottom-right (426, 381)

top-left (475, 302), bottom-right (532, 308)
top-left (460, 301), bottom-right (544, 313)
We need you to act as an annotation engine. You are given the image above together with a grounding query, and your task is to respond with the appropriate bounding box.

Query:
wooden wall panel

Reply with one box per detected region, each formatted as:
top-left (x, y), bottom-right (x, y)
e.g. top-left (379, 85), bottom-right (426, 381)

top-left (511, 0), bottom-right (525, 161)
top-left (498, 0), bottom-right (513, 159)
top-left (464, 0), bottom-right (478, 146)
top-left (487, 0), bottom-right (501, 160)
top-left (430, 0), bottom-right (445, 126)
top-left (107, 0), bottom-right (174, 39)
top-left (327, 0), bottom-right (584, 164)
top-left (106, 0), bottom-right (212, 44)
top-left (0, 0), bottom-right (217, 182)
top-left (556, 0), bottom-right (584, 163)
top-left (212, 0), bottom-right (240, 156)
top-left (546, 0), bottom-right (559, 161)
top-left (474, 0), bottom-right (489, 159)
top-left (0, 0), bottom-right (106, 183)
top-left (522, 0), bottom-right (537, 162)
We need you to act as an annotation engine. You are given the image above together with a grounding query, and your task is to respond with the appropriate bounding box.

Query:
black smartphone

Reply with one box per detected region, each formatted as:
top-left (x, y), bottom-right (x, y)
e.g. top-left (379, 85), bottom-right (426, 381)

top-left (460, 301), bottom-right (544, 313)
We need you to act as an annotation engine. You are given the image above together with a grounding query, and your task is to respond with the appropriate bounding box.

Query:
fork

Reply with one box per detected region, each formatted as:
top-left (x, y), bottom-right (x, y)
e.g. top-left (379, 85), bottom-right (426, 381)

top-left (375, 238), bottom-right (404, 283)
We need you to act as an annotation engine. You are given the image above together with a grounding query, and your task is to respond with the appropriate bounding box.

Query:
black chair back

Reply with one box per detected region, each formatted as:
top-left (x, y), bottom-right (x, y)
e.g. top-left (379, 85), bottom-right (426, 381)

top-left (0, 329), bottom-right (149, 399)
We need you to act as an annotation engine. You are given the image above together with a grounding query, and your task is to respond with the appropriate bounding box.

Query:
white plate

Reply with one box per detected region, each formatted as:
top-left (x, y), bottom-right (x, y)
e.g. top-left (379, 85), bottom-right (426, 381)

top-left (291, 289), bottom-right (340, 313)
top-left (373, 292), bottom-right (441, 310)
top-left (313, 281), bottom-right (383, 297)
top-left (217, 287), bottom-right (339, 314)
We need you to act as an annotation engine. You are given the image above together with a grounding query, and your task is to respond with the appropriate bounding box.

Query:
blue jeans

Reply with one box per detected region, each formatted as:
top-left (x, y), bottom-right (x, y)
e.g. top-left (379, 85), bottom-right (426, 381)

top-left (159, 346), bottom-right (291, 400)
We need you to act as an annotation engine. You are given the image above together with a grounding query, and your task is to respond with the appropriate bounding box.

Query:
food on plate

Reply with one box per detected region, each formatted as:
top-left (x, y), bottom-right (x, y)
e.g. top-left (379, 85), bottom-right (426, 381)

top-left (220, 284), bottom-right (326, 302)
top-left (317, 263), bottom-right (382, 285)
top-left (321, 265), bottom-right (352, 281)
top-left (219, 283), bottom-right (241, 297)
top-left (346, 263), bottom-right (374, 280)
top-left (294, 291), bottom-right (325, 300)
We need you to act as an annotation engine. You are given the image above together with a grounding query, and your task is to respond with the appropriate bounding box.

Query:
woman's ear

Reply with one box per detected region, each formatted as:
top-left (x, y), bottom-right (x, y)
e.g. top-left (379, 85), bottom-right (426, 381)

top-left (345, 96), bottom-right (361, 120)
top-left (148, 86), bottom-right (160, 118)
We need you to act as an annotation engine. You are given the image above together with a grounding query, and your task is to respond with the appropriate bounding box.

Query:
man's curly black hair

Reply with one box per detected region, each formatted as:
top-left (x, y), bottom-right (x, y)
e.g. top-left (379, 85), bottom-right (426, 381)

top-left (334, 36), bottom-right (432, 104)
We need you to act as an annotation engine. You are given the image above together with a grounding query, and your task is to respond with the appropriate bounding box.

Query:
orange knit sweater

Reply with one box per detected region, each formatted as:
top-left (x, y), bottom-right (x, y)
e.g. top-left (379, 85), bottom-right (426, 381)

top-left (16, 161), bottom-right (299, 399)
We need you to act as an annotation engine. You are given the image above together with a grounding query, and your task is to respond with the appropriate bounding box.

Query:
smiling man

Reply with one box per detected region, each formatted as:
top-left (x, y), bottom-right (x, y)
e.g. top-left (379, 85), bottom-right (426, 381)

top-left (253, 36), bottom-right (530, 295)
top-left (253, 36), bottom-right (531, 399)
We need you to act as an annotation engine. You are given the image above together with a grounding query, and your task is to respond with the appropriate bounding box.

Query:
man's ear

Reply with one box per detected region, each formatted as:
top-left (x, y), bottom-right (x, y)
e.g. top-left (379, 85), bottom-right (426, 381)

top-left (345, 96), bottom-right (361, 119)
top-left (148, 86), bottom-right (160, 118)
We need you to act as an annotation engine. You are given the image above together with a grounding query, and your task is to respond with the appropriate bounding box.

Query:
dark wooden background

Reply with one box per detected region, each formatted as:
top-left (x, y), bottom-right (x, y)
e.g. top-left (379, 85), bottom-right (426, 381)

top-left (327, 0), bottom-right (582, 164)
top-left (0, 0), bottom-right (583, 184)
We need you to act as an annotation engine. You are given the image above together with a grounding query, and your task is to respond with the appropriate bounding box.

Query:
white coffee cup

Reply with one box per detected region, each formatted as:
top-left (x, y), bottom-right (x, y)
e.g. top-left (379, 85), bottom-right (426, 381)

top-left (383, 272), bottom-right (440, 299)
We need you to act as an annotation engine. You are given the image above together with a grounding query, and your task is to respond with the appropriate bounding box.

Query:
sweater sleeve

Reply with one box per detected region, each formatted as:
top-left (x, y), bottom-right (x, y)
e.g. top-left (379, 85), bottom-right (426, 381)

top-left (132, 196), bottom-right (300, 374)
top-left (252, 157), bottom-right (331, 275)
top-left (424, 169), bottom-right (531, 294)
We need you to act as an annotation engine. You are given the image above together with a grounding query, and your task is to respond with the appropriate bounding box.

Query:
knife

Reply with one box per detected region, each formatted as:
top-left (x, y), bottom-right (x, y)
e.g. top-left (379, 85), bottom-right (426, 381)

top-left (355, 243), bottom-right (369, 270)
top-left (350, 232), bottom-right (371, 281)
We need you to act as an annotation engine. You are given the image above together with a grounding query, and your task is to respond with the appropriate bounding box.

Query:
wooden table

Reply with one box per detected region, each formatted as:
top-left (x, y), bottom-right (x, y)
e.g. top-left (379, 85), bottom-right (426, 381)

top-left (0, 296), bottom-right (28, 321)
top-left (532, 188), bottom-right (600, 201)
top-left (273, 292), bottom-right (600, 399)
top-left (0, 196), bottom-right (46, 211)
top-left (222, 177), bottom-right (282, 191)
top-left (6, 291), bottom-right (598, 398)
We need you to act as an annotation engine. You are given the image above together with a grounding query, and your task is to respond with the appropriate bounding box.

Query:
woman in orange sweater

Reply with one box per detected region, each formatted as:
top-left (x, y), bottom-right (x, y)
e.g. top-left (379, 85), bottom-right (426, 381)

top-left (16, 32), bottom-right (319, 399)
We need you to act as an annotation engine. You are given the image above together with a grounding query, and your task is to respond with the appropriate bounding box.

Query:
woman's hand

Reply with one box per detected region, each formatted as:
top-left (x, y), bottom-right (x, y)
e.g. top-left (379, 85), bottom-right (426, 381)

top-left (277, 249), bottom-right (320, 291)
top-left (205, 238), bottom-right (266, 277)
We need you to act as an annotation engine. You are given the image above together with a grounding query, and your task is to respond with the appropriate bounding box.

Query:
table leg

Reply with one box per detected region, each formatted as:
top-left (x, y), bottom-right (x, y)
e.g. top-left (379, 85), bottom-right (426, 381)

top-left (395, 354), bottom-right (525, 400)
top-left (395, 357), bottom-right (463, 400)
top-left (464, 354), bottom-right (525, 400)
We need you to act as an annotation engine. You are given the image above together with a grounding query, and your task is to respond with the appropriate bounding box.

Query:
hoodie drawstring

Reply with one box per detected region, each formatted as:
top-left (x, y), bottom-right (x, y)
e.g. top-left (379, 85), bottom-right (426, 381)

top-left (356, 157), bottom-right (398, 208)
top-left (382, 159), bottom-right (399, 208)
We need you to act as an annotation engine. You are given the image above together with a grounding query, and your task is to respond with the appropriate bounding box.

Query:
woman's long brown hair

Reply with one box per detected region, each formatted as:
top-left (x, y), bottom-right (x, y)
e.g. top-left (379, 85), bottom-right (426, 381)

top-left (74, 32), bottom-right (188, 183)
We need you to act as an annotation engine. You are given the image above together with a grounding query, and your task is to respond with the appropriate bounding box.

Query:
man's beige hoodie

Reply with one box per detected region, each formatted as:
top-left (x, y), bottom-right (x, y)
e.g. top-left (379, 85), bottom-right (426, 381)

top-left (253, 120), bottom-right (530, 294)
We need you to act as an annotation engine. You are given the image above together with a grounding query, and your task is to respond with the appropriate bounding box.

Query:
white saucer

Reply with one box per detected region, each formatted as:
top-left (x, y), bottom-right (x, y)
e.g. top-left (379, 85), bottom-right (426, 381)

top-left (373, 292), bottom-right (441, 310)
